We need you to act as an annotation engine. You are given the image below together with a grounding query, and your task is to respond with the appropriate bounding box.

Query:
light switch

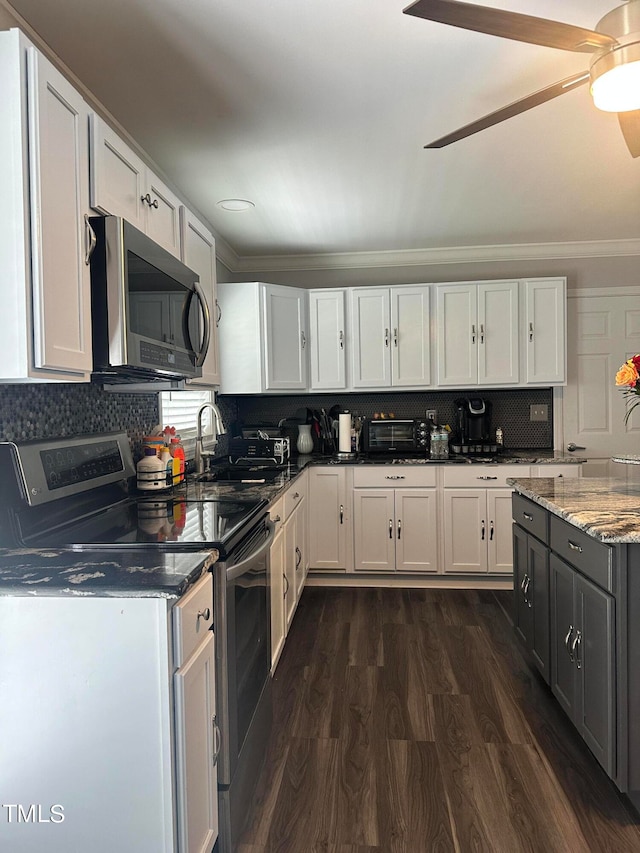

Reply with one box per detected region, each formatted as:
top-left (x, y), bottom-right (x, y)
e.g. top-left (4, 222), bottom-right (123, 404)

top-left (530, 404), bottom-right (548, 422)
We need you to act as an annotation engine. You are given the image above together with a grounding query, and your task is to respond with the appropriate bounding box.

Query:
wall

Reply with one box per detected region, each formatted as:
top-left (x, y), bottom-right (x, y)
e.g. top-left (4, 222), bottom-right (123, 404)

top-left (0, 383), bottom-right (159, 456)
top-left (223, 387), bottom-right (554, 452)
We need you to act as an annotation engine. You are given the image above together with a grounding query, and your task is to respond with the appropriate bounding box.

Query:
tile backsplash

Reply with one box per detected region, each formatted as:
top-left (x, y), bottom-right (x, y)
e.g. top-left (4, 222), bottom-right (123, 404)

top-left (0, 383), bottom-right (159, 456)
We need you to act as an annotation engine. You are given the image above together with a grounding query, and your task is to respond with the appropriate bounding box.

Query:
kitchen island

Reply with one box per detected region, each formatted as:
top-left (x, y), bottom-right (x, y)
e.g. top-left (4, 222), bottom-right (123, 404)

top-left (508, 475), bottom-right (640, 816)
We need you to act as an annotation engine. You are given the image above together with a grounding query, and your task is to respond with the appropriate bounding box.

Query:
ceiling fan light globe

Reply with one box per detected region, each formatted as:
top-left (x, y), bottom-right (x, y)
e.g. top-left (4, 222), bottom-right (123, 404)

top-left (590, 43), bottom-right (640, 112)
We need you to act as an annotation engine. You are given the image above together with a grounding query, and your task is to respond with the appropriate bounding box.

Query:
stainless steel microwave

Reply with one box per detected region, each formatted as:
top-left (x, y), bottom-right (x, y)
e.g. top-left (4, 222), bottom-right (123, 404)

top-left (88, 216), bottom-right (210, 383)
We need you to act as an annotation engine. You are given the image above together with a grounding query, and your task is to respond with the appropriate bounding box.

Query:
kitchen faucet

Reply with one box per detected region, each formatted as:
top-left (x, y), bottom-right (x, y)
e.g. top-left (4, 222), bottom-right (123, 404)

top-left (195, 402), bottom-right (225, 475)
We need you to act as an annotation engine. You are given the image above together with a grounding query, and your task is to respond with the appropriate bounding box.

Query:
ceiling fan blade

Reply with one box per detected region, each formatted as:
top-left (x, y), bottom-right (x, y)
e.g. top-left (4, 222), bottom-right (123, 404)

top-left (403, 0), bottom-right (616, 53)
top-left (618, 111), bottom-right (640, 158)
top-left (425, 72), bottom-right (589, 148)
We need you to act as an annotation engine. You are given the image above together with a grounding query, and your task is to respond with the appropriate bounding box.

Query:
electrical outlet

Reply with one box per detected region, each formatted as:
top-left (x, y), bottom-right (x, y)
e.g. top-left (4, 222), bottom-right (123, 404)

top-left (530, 404), bottom-right (548, 422)
top-left (426, 409), bottom-right (437, 423)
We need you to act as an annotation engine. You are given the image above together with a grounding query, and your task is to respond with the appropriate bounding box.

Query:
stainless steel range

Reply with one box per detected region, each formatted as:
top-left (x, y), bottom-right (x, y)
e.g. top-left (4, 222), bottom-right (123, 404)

top-left (0, 432), bottom-right (274, 853)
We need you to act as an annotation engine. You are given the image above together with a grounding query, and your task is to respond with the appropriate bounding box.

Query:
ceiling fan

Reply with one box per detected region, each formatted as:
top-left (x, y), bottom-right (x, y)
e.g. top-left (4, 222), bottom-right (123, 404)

top-left (403, 0), bottom-right (640, 156)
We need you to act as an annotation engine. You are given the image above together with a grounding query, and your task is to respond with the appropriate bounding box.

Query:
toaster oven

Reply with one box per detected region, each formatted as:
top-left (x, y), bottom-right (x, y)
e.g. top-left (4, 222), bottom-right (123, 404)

top-left (361, 418), bottom-right (429, 455)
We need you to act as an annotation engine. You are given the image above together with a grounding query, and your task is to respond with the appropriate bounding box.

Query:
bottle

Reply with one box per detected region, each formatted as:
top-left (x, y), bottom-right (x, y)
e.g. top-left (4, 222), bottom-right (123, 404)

top-left (136, 447), bottom-right (168, 491)
top-left (170, 436), bottom-right (185, 485)
top-left (439, 427), bottom-right (449, 458)
top-left (496, 427), bottom-right (504, 447)
top-left (430, 425), bottom-right (440, 459)
top-left (159, 446), bottom-right (173, 488)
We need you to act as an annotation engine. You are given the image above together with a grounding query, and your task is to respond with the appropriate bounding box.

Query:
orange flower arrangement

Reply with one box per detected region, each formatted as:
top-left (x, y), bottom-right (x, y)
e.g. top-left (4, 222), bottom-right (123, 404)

top-left (615, 354), bottom-right (640, 423)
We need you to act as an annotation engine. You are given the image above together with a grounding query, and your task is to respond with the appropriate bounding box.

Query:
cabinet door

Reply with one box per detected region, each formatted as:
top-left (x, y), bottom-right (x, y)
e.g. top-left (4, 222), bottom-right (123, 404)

top-left (523, 278), bottom-right (566, 384)
top-left (283, 512), bottom-right (298, 628)
top-left (308, 467), bottom-right (348, 571)
top-left (144, 170), bottom-right (182, 258)
top-left (477, 280), bottom-right (519, 385)
top-left (350, 288), bottom-right (391, 387)
top-left (575, 573), bottom-right (615, 777)
top-left (270, 524), bottom-right (286, 672)
top-left (390, 285), bottom-right (431, 386)
top-left (442, 489), bottom-right (487, 573)
top-left (395, 489), bottom-right (438, 573)
top-left (263, 284), bottom-right (308, 390)
top-left (529, 535), bottom-right (550, 683)
top-left (181, 207), bottom-right (220, 387)
top-left (308, 290), bottom-right (347, 389)
top-left (513, 524), bottom-right (532, 646)
top-left (174, 631), bottom-right (218, 853)
top-left (550, 554), bottom-right (577, 719)
top-left (353, 489), bottom-right (396, 571)
top-left (487, 489), bottom-right (514, 573)
top-left (293, 497), bottom-right (307, 602)
top-left (436, 284), bottom-right (478, 386)
top-left (29, 48), bottom-right (92, 376)
top-left (89, 113), bottom-right (147, 229)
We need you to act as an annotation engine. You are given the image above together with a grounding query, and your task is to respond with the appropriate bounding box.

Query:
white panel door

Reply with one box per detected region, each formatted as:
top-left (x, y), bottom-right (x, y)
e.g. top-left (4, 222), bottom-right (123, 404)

top-left (443, 489), bottom-right (488, 573)
top-left (395, 489), bottom-right (438, 573)
top-left (487, 489), bottom-right (514, 574)
top-left (308, 467), bottom-right (348, 570)
top-left (350, 288), bottom-right (391, 387)
top-left (353, 489), bottom-right (396, 571)
top-left (308, 289), bottom-right (347, 389)
top-left (89, 113), bottom-right (146, 229)
top-left (436, 284), bottom-right (478, 386)
top-left (263, 285), bottom-right (308, 390)
top-left (29, 47), bottom-right (92, 376)
top-left (563, 291), bottom-right (640, 475)
top-left (478, 281), bottom-right (519, 385)
top-left (390, 285), bottom-right (431, 386)
top-left (144, 170), bottom-right (182, 258)
top-left (181, 207), bottom-right (220, 387)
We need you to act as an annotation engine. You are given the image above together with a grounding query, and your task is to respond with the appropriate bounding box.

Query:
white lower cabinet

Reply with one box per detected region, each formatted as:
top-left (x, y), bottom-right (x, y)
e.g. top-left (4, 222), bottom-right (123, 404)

top-left (442, 464), bottom-right (530, 575)
top-left (308, 466), bottom-right (350, 571)
top-left (352, 467), bottom-right (438, 573)
top-left (269, 496), bottom-right (286, 672)
top-left (0, 573), bottom-right (217, 853)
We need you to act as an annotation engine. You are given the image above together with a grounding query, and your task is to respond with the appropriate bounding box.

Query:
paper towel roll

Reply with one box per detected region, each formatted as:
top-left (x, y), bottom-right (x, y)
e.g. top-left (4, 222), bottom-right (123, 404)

top-left (338, 412), bottom-right (352, 453)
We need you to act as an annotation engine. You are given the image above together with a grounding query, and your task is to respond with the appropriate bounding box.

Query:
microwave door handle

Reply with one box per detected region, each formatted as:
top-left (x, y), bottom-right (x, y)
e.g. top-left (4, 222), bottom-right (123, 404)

top-left (193, 280), bottom-right (211, 368)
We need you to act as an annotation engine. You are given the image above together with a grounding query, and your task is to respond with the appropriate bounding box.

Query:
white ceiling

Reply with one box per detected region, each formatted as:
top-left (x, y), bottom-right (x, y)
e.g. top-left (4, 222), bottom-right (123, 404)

top-left (2, 0), bottom-right (640, 266)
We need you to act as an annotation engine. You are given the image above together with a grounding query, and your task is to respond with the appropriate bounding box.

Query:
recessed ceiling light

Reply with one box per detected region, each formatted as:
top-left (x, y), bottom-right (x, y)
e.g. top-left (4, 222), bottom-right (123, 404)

top-left (216, 198), bottom-right (255, 212)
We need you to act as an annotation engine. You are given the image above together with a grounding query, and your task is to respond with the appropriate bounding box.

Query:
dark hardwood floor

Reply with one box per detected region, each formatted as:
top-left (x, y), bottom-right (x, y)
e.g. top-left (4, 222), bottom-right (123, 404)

top-left (238, 588), bottom-right (640, 852)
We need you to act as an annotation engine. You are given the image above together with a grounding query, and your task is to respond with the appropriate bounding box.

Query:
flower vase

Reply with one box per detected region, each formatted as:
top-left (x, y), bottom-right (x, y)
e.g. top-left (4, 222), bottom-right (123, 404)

top-left (296, 424), bottom-right (314, 455)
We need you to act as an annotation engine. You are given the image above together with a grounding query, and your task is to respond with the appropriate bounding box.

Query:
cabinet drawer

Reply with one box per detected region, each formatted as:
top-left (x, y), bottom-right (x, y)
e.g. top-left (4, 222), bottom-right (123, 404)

top-left (512, 493), bottom-right (548, 543)
top-left (173, 573), bottom-right (213, 667)
top-left (550, 515), bottom-right (613, 592)
top-left (353, 466), bottom-right (437, 488)
top-left (443, 464), bottom-right (530, 488)
top-left (284, 473), bottom-right (307, 517)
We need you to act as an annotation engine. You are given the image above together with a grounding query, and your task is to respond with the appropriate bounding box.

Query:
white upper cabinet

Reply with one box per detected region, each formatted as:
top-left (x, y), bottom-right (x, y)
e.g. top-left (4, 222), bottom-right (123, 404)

top-left (522, 277), bottom-right (566, 384)
top-left (308, 289), bottom-right (347, 390)
top-left (0, 30), bottom-right (92, 382)
top-left (180, 207), bottom-right (220, 388)
top-left (89, 114), bottom-right (182, 258)
top-left (350, 285), bottom-right (431, 388)
top-left (217, 282), bottom-right (308, 393)
top-left (436, 281), bottom-right (519, 387)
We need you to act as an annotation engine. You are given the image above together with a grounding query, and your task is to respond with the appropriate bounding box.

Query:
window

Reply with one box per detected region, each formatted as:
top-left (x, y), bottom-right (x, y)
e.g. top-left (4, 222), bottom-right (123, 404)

top-left (159, 389), bottom-right (218, 455)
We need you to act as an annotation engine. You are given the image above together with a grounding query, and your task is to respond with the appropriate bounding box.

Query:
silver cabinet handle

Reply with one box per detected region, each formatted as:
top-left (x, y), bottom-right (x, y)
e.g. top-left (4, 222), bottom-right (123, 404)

top-left (520, 574), bottom-right (528, 594)
top-left (141, 192), bottom-right (158, 209)
top-left (84, 214), bottom-right (97, 265)
top-left (215, 299), bottom-right (222, 326)
top-left (385, 475), bottom-right (406, 480)
top-left (212, 715), bottom-right (221, 766)
top-left (197, 607), bottom-right (211, 622)
top-left (523, 576), bottom-right (531, 607)
top-left (565, 625), bottom-right (574, 661)
top-left (477, 476), bottom-right (498, 480)
top-left (293, 492), bottom-right (300, 499)
top-left (481, 520), bottom-right (485, 540)
top-left (300, 330), bottom-right (306, 349)
top-left (529, 322), bottom-right (534, 342)
top-left (384, 328), bottom-right (390, 347)
top-left (471, 324), bottom-right (476, 344)
top-left (397, 518), bottom-right (402, 540)
top-left (283, 572), bottom-right (289, 597)
top-left (479, 323), bottom-right (484, 344)
top-left (151, 197), bottom-right (159, 209)
top-left (523, 512), bottom-right (533, 521)
top-left (339, 330), bottom-right (344, 349)
top-left (295, 546), bottom-right (302, 569)
top-left (393, 328), bottom-right (398, 347)
top-left (339, 504), bottom-right (344, 524)
top-left (572, 630), bottom-right (582, 669)
top-left (567, 443), bottom-right (586, 452)
top-left (489, 520), bottom-right (494, 541)
top-left (271, 514), bottom-right (281, 523)
top-left (568, 540), bottom-right (583, 554)
top-left (389, 519), bottom-right (393, 539)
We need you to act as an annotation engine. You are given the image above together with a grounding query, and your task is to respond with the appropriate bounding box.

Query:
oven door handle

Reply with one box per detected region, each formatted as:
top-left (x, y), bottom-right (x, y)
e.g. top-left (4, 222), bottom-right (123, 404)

top-left (225, 521), bottom-right (275, 581)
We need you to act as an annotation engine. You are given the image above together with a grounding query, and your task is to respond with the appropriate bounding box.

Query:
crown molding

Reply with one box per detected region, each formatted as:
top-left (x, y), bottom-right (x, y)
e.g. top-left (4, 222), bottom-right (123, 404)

top-left (223, 237), bottom-right (640, 274)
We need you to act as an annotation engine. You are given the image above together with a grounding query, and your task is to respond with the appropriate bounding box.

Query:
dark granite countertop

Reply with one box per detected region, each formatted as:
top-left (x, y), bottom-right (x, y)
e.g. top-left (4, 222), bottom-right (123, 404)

top-left (508, 476), bottom-right (640, 544)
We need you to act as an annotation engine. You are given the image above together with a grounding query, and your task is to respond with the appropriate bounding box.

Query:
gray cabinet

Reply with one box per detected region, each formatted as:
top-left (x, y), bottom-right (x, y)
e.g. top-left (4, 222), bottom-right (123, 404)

top-left (513, 522), bottom-right (550, 683)
top-left (550, 553), bottom-right (615, 777)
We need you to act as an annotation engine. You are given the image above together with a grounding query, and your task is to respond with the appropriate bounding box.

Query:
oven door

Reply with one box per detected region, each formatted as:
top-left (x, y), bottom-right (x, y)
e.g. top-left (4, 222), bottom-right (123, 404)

top-left (214, 516), bottom-right (274, 787)
top-left (365, 420), bottom-right (416, 453)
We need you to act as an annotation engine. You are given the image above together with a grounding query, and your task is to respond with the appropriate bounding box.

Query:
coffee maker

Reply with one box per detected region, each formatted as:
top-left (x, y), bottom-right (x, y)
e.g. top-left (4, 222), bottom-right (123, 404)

top-left (454, 397), bottom-right (493, 452)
